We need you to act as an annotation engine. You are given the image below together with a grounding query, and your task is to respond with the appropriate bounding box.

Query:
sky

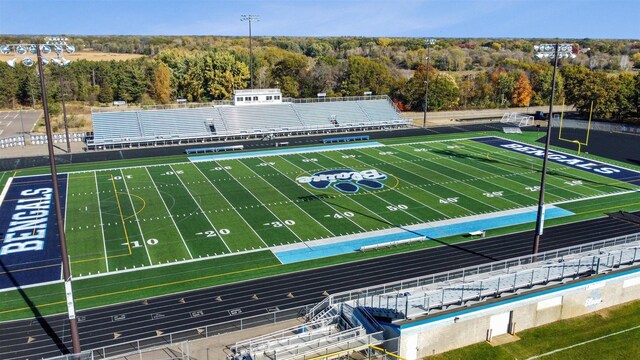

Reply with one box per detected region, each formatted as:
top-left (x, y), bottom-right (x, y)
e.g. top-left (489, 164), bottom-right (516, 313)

top-left (0, 0), bottom-right (638, 39)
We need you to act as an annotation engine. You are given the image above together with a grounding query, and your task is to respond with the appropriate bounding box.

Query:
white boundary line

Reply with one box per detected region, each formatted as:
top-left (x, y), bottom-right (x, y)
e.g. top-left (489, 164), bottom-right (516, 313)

top-left (491, 135), bottom-right (640, 176)
top-left (169, 164), bottom-right (232, 253)
top-left (526, 323), bottom-right (640, 359)
top-left (459, 140), bottom-right (588, 199)
top-left (144, 167), bottom-right (194, 259)
top-left (390, 146), bottom-right (522, 209)
top-left (405, 142), bottom-right (545, 203)
top-left (94, 172), bottom-right (109, 272)
top-left (0, 177), bottom-right (14, 206)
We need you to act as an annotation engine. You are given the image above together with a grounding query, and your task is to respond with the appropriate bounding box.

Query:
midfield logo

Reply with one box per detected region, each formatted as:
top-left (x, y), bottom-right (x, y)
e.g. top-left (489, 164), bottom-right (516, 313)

top-left (296, 169), bottom-right (387, 193)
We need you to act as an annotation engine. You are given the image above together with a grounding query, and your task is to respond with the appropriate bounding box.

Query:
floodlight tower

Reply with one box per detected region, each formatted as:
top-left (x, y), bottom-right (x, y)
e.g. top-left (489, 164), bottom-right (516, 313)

top-left (532, 42), bottom-right (574, 255)
top-left (1, 39), bottom-right (81, 355)
top-left (241, 14), bottom-right (260, 89)
top-left (48, 37), bottom-right (73, 153)
top-left (422, 38), bottom-right (436, 128)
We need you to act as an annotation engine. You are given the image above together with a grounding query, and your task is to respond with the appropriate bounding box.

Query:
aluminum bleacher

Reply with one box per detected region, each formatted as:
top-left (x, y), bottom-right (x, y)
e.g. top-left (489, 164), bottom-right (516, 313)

top-left (137, 108), bottom-right (214, 138)
top-left (88, 96), bottom-right (409, 149)
top-left (92, 111), bottom-right (142, 142)
top-left (217, 103), bottom-right (304, 134)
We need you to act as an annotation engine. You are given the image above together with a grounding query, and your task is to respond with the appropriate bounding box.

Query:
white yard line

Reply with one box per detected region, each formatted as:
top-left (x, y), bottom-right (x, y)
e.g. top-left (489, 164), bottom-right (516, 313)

top-left (169, 164), bottom-right (232, 253)
top-left (392, 146), bottom-right (524, 209)
top-left (216, 161), bottom-right (306, 243)
top-left (280, 155), bottom-right (392, 229)
top-left (144, 167), bottom-right (193, 259)
top-left (314, 151), bottom-right (432, 223)
top-left (461, 141), bottom-right (596, 198)
top-left (357, 148), bottom-right (502, 212)
top-left (119, 170), bottom-right (153, 265)
top-left (402, 143), bottom-right (542, 203)
top-left (526, 323), bottom-right (640, 359)
top-left (190, 163), bottom-right (268, 248)
top-left (241, 158), bottom-right (343, 235)
top-left (94, 172), bottom-right (109, 272)
top-left (64, 175), bottom-right (69, 233)
top-left (332, 150), bottom-right (459, 219)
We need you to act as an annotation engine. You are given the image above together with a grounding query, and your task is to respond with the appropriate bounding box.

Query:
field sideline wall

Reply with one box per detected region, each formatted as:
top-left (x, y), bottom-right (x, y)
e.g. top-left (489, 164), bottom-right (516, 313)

top-left (398, 267), bottom-right (640, 359)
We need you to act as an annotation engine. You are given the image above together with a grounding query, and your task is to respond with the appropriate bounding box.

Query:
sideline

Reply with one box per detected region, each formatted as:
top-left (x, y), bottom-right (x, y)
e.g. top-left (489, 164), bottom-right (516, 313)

top-left (526, 323), bottom-right (640, 359)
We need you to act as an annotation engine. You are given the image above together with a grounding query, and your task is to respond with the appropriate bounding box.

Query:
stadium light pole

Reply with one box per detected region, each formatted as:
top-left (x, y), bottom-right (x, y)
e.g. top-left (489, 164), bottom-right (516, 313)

top-left (532, 42), bottom-right (574, 255)
top-left (241, 14), bottom-right (259, 89)
top-left (48, 38), bottom-right (73, 153)
top-left (422, 38), bottom-right (435, 128)
top-left (2, 40), bottom-right (81, 355)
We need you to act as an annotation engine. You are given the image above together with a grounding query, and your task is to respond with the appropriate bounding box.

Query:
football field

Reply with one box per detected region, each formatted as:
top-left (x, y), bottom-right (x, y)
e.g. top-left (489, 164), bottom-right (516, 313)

top-left (52, 136), bottom-right (639, 276)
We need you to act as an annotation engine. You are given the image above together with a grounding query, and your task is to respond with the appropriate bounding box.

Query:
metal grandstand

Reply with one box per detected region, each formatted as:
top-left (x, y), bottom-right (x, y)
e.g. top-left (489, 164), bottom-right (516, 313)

top-left (87, 95), bottom-right (409, 149)
top-left (232, 232), bottom-right (640, 360)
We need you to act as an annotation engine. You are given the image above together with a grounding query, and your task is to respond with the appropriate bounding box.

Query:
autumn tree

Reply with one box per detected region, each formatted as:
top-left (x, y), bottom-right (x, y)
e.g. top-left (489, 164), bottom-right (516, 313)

top-left (511, 72), bottom-right (533, 106)
top-left (152, 62), bottom-right (172, 104)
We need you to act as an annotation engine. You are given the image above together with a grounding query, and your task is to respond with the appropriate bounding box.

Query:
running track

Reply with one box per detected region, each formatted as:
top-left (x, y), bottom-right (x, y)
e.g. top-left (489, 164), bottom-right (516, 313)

top-left (0, 213), bottom-right (639, 359)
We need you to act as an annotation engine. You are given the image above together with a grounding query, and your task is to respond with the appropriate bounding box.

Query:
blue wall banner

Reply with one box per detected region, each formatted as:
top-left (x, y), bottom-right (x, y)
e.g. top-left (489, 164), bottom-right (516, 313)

top-left (473, 137), bottom-right (640, 185)
top-left (0, 174), bottom-right (67, 289)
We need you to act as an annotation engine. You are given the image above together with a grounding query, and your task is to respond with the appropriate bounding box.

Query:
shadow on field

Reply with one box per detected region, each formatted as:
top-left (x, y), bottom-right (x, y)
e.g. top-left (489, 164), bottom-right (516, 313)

top-left (0, 259), bottom-right (70, 354)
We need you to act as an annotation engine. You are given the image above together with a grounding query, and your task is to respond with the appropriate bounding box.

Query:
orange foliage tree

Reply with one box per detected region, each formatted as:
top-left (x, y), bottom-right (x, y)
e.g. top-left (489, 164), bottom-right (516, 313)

top-left (511, 72), bottom-right (533, 107)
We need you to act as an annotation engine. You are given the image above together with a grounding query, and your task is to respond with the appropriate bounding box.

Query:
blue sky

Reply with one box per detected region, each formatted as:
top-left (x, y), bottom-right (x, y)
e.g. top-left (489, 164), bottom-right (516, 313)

top-left (0, 0), bottom-right (638, 39)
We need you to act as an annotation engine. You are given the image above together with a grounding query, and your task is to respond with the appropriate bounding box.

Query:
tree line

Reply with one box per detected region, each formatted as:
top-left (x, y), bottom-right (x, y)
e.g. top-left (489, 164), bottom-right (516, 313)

top-left (0, 36), bottom-right (638, 121)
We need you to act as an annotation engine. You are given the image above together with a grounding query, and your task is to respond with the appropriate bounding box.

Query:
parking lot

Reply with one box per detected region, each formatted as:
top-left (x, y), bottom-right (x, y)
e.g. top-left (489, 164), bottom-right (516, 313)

top-left (0, 110), bottom-right (41, 137)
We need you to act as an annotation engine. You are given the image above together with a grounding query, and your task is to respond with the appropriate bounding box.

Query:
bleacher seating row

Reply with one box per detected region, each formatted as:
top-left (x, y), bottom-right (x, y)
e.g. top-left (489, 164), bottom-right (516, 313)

top-left (89, 97), bottom-right (409, 148)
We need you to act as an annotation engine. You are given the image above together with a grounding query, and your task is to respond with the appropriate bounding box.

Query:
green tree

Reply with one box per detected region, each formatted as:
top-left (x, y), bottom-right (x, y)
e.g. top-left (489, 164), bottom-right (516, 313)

top-left (270, 53), bottom-right (308, 97)
top-left (204, 51), bottom-right (249, 100)
top-left (560, 65), bottom-right (589, 106)
top-left (97, 81), bottom-right (114, 103)
top-left (616, 73), bottom-right (636, 119)
top-left (341, 56), bottom-right (392, 96)
top-left (579, 71), bottom-right (618, 119)
top-left (0, 63), bottom-right (18, 108)
top-left (430, 73), bottom-right (460, 111)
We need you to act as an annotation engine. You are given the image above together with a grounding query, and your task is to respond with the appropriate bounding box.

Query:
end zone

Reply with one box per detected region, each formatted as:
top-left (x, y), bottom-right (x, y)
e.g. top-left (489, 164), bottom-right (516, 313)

top-left (0, 174), bottom-right (68, 291)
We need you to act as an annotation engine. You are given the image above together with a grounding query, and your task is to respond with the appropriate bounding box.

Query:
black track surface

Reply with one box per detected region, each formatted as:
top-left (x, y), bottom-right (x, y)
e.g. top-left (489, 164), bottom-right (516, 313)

top-left (1, 213), bottom-right (638, 359)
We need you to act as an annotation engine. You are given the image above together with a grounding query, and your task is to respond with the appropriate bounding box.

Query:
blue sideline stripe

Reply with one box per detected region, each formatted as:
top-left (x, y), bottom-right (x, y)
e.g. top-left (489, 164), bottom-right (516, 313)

top-left (188, 142), bottom-right (383, 162)
top-left (0, 174), bottom-right (67, 290)
top-left (274, 207), bottom-right (573, 264)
